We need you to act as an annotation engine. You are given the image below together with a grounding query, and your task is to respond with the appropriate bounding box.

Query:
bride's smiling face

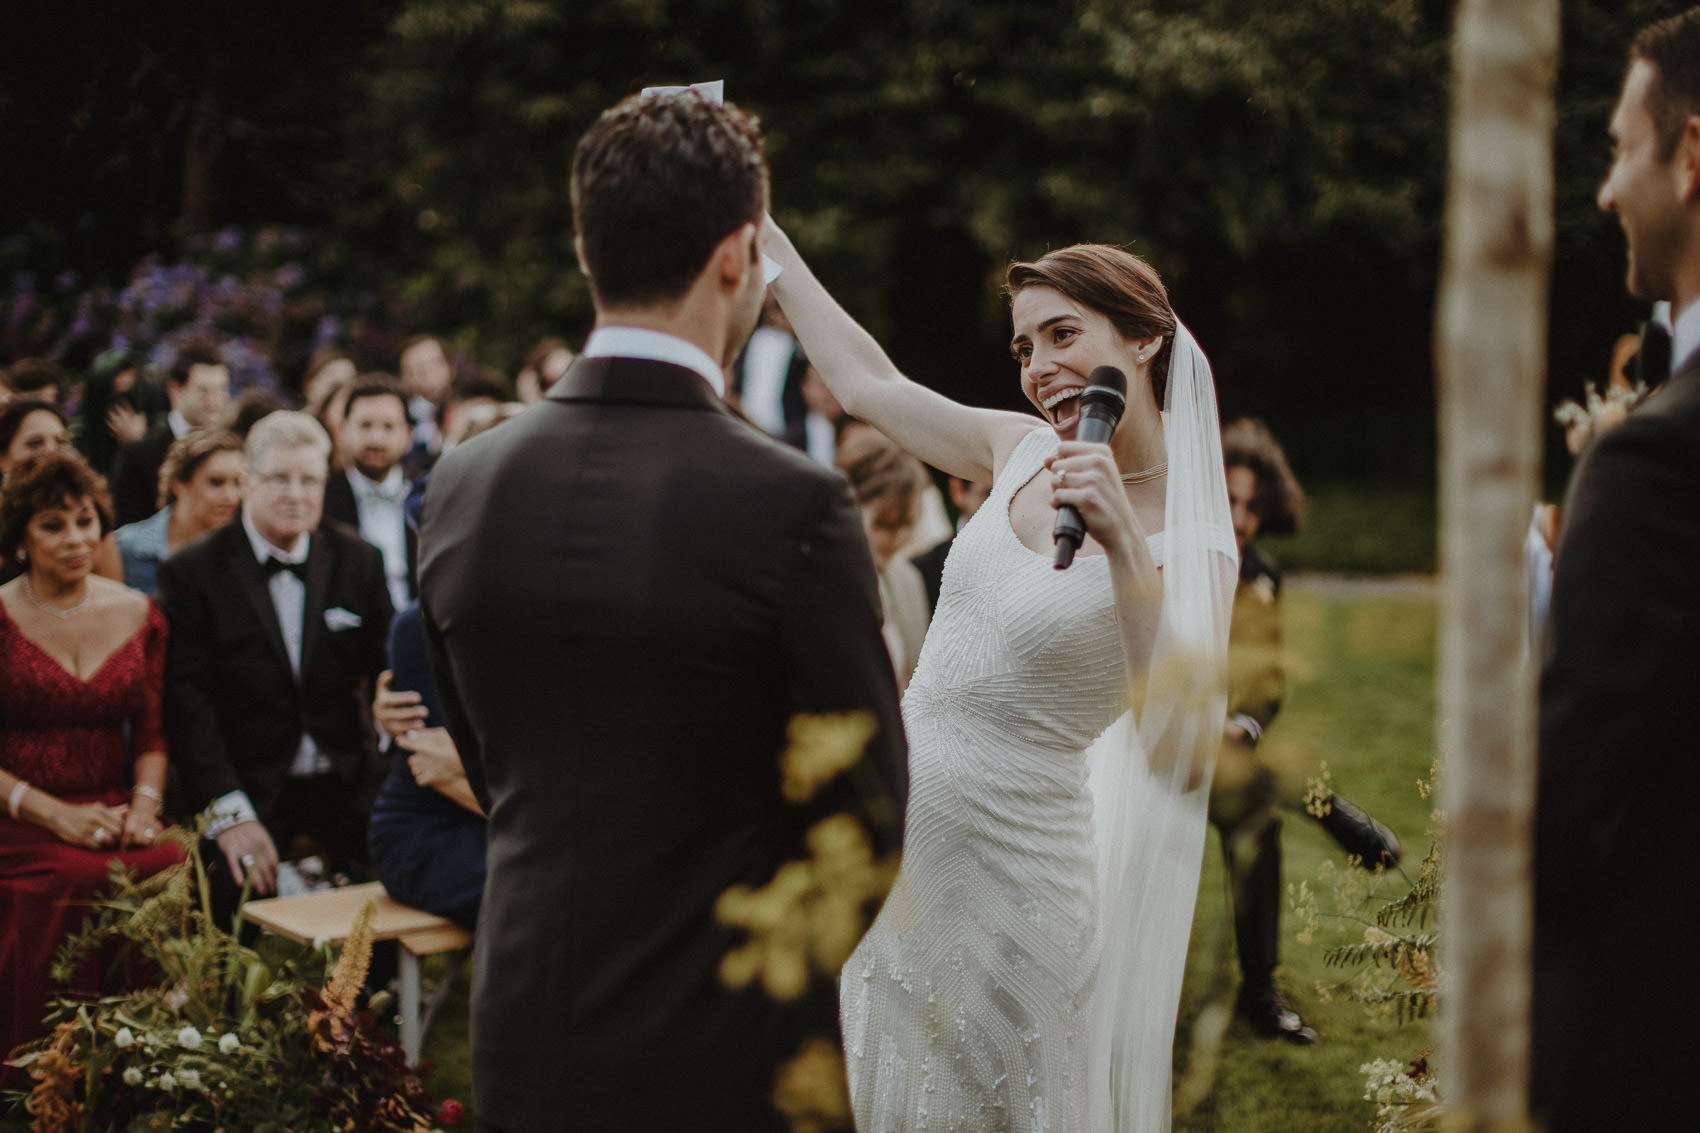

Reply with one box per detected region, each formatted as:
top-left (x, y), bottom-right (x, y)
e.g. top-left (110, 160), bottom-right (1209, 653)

top-left (1009, 286), bottom-right (1144, 441)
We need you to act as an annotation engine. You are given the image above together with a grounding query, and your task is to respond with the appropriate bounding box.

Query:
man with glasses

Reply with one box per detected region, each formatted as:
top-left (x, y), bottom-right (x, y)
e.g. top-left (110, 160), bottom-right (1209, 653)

top-left (158, 411), bottom-right (392, 913)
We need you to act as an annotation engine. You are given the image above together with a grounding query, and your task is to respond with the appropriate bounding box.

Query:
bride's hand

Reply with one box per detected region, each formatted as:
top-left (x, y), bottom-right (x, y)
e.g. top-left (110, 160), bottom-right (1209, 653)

top-left (1046, 443), bottom-right (1143, 556)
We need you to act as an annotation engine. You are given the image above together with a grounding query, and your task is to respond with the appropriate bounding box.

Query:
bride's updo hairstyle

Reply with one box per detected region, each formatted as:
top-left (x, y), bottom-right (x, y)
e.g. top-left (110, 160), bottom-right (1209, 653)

top-left (1005, 245), bottom-right (1178, 408)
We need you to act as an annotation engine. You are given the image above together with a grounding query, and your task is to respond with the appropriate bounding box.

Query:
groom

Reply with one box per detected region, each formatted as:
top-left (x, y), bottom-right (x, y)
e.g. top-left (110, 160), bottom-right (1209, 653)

top-left (418, 92), bottom-right (908, 1132)
top-left (1534, 8), bottom-right (1700, 1129)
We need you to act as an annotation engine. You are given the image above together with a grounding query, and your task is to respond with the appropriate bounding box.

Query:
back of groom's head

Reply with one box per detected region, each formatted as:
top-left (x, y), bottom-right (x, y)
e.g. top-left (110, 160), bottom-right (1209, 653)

top-left (1632, 7), bottom-right (1700, 159)
top-left (572, 93), bottom-right (768, 310)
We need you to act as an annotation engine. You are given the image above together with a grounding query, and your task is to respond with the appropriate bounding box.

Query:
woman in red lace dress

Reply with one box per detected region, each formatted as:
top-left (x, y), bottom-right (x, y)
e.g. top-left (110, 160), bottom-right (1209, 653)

top-left (0, 452), bottom-right (183, 1079)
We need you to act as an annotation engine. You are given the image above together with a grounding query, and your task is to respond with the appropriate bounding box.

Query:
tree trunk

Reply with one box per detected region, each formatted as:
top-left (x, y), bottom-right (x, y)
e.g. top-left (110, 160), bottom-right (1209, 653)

top-left (1435, 0), bottom-right (1557, 1127)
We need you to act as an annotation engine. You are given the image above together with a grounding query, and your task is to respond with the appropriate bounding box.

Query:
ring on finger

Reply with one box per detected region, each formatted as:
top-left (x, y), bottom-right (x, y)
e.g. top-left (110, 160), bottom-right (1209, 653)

top-left (92, 827), bottom-right (110, 846)
top-left (1056, 469), bottom-right (1068, 488)
top-left (241, 853), bottom-right (258, 868)
top-left (143, 827), bottom-right (157, 841)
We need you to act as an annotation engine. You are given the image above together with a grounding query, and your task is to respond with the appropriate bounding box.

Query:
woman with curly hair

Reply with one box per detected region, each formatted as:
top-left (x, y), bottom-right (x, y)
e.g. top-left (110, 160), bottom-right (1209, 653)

top-left (0, 451), bottom-right (182, 1079)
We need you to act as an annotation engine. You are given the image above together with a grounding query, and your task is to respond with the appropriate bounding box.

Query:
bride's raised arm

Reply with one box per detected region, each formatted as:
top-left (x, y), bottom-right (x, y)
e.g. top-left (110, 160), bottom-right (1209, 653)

top-left (762, 219), bottom-right (1036, 485)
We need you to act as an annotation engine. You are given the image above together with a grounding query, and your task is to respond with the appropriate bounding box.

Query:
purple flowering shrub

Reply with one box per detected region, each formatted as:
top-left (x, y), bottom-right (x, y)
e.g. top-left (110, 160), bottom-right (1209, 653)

top-left (1, 225), bottom-right (378, 397)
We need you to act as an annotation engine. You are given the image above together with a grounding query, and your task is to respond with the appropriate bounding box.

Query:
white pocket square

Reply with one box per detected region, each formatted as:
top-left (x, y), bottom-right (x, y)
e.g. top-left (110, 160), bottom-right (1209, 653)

top-left (324, 607), bottom-right (362, 631)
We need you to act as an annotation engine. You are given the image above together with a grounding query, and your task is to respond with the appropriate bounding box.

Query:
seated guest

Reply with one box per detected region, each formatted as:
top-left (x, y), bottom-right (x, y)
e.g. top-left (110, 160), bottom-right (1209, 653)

top-left (224, 388), bottom-right (287, 440)
top-left (910, 475), bottom-right (990, 614)
top-left (514, 337), bottom-right (573, 404)
top-left (836, 425), bottom-right (931, 691)
top-left (113, 430), bottom-right (244, 595)
top-left (0, 398), bottom-right (72, 480)
top-left (436, 371), bottom-right (514, 453)
top-left (397, 334), bottom-right (455, 468)
top-left (367, 604), bottom-right (486, 930)
top-left (323, 378), bottom-right (415, 608)
top-left (0, 452), bottom-right (182, 1081)
top-left (0, 401), bottom-right (125, 585)
top-left (4, 358), bottom-right (67, 411)
top-left (157, 412), bottom-right (392, 909)
top-left (72, 348), bottom-right (164, 476)
top-left (301, 350), bottom-right (358, 414)
top-left (109, 338), bottom-right (230, 527)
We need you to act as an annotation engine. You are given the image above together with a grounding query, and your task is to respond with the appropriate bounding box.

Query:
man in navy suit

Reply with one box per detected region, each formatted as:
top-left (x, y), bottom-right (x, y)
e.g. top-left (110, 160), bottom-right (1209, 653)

top-left (419, 92), bottom-right (907, 1132)
top-left (1534, 9), bottom-right (1700, 1128)
top-left (159, 411), bottom-right (392, 901)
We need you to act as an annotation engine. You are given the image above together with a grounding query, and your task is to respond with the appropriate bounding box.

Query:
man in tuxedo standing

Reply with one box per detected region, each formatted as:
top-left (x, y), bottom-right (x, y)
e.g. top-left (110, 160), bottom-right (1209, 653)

top-left (158, 411), bottom-right (392, 903)
top-left (109, 338), bottom-right (230, 526)
top-left (1534, 9), bottom-right (1700, 1128)
top-left (419, 92), bottom-right (907, 1133)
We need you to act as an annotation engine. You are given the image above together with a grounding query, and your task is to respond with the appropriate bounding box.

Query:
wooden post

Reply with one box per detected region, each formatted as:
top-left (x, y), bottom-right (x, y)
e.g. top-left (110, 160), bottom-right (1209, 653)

top-left (1435, 0), bottom-right (1557, 1126)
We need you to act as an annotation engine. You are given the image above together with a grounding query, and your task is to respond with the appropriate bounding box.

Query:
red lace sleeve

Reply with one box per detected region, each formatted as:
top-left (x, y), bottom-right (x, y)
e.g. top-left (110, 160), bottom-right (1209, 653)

top-left (131, 601), bottom-right (170, 761)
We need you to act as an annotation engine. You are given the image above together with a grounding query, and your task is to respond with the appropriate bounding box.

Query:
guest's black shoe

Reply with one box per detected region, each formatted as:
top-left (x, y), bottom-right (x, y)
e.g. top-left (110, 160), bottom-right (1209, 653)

top-left (1316, 794), bottom-right (1401, 869)
top-left (1237, 986), bottom-right (1319, 1045)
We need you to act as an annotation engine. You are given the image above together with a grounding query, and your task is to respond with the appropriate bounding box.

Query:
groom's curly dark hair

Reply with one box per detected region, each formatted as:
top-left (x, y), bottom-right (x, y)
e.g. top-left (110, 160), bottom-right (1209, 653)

top-left (572, 92), bottom-right (768, 309)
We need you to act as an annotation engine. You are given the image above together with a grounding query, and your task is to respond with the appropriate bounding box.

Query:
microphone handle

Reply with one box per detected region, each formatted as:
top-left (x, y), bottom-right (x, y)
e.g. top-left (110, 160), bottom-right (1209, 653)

top-left (1052, 407), bottom-right (1122, 570)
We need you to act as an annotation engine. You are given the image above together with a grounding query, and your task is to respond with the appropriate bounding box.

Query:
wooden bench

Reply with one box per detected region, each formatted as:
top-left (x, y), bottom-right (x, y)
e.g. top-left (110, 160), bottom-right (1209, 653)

top-left (242, 881), bottom-right (473, 1063)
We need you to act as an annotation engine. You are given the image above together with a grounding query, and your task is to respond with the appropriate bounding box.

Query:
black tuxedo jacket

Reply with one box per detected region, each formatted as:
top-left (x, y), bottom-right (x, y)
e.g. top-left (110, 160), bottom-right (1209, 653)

top-left (1533, 354), bottom-right (1700, 1129)
top-left (109, 424), bottom-right (175, 527)
top-left (322, 468), bottom-right (418, 600)
top-left (419, 356), bottom-right (907, 1133)
top-left (157, 518), bottom-right (394, 822)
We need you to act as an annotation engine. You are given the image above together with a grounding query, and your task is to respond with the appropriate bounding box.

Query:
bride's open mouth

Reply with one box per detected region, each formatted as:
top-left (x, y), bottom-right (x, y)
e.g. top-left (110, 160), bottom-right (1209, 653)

top-left (1041, 385), bottom-right (1083, 434)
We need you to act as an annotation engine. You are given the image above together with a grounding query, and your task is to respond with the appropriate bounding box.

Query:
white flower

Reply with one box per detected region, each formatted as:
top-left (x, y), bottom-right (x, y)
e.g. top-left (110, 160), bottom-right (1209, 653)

top-left (159, 1071), bottom-right (177, 1091)
top-left (177, 1025), bottom-right (202, 1050)
top-left (122, 1067), bottom-right (143, 1086)
top-left (164, 985), bottom-right (189, 1011)
top-left (178, 1068), bottom-right (202, 1090)
top-left (218, 1032), bottom-right (241, 1054)
top-left (114, 1027), bottom-right (136, 1049)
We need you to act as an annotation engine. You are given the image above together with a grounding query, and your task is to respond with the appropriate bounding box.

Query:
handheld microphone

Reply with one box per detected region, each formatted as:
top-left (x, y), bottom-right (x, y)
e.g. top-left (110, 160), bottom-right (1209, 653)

top-left (1053, 366), bottom-right (1129, 570)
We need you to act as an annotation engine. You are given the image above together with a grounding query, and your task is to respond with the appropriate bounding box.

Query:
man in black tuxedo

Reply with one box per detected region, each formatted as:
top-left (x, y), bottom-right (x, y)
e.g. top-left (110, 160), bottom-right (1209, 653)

top-left (1534, 10), bottom-right (1700, 1128)
top-left (158, 411), bottom-right (393, 900)
top-left (109, 337), bottom-right (230, 526)
top-left (322, 377), bottom-right (416, 608)
top-left (419, 93), bottom-right (907, 1133)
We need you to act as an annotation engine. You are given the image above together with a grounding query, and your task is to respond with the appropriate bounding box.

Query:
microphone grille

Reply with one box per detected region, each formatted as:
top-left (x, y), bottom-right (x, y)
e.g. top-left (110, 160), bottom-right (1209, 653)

top-left (1082, 366), bottom-right (1127, 409)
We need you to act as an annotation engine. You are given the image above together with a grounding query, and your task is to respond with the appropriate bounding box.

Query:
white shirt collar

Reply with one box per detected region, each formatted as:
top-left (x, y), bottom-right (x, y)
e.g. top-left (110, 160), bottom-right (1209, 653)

top-left (242, 509), bottom-right (309, 564)
top-left (1669, 298), bottom-right (1700, 378)
top-left (350, 464), bottom-right (406, 502)
top-left (169, 410), bottom-right (191, 439)
top-left (581, 327), bottom-right (726, 397)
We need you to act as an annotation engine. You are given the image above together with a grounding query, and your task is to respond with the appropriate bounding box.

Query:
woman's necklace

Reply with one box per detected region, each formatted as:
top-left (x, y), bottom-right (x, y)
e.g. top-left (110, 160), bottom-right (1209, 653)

top-left (22, 574), bottom-right (91, 620)
top-left (1120, 462), bottom-right (1168, 486)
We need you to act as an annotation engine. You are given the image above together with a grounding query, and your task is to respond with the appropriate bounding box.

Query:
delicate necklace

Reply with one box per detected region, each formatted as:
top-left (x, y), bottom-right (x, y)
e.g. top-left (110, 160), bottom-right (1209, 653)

top-left (1120, 462), bottom-right (1168, 486)
top-left (22, 574), bottom-right (91, 620)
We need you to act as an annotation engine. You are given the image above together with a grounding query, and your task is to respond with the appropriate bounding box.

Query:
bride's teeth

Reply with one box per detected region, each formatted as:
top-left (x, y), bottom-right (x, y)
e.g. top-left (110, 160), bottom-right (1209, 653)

top-left (1042, 388), bottom-right (1080, 410)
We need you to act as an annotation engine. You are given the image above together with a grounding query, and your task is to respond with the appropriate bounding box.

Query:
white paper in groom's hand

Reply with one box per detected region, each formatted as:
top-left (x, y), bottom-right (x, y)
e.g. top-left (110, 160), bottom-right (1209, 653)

top-left (639, 79), bottom-right (782, 286)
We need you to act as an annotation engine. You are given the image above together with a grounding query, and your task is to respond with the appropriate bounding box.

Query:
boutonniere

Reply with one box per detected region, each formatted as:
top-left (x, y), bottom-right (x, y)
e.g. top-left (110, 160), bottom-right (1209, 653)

top-left (324, 607), bottom-right (362, 632)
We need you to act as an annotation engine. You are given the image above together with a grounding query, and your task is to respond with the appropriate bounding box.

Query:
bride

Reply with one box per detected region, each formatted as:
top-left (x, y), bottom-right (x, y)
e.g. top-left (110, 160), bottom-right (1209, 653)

top-left (764, 222), bottom-right (1237, 1132)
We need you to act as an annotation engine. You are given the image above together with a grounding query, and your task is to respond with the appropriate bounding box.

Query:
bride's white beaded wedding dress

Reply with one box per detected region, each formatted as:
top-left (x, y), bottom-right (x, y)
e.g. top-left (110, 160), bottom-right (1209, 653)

top-left (842, 427), bottom-right (1169, 1133)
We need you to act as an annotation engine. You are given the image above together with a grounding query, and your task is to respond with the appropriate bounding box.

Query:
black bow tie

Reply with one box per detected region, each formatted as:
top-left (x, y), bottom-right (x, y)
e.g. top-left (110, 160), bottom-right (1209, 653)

top-left (263, 556), bottom-right (307, 581)
top-left (1635, 321), bottom-right (1672, 388)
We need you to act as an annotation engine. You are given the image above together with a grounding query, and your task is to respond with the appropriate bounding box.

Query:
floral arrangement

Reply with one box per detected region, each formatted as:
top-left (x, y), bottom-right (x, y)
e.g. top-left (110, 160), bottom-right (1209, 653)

top-left (3, 830), bottom-right (460, 1132)
top-left (1552, 379), bottom-right (1649, 457)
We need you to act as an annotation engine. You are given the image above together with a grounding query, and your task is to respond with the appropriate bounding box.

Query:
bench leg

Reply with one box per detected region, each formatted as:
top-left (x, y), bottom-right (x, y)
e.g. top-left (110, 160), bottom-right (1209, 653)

top-left (400, 949), bottom-right (422, 1064)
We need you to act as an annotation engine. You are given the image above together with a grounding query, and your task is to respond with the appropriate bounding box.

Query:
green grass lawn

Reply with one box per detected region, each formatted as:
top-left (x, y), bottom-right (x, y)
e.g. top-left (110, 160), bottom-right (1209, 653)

top-left (1174, 580), bottom-right (1438, 1133)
